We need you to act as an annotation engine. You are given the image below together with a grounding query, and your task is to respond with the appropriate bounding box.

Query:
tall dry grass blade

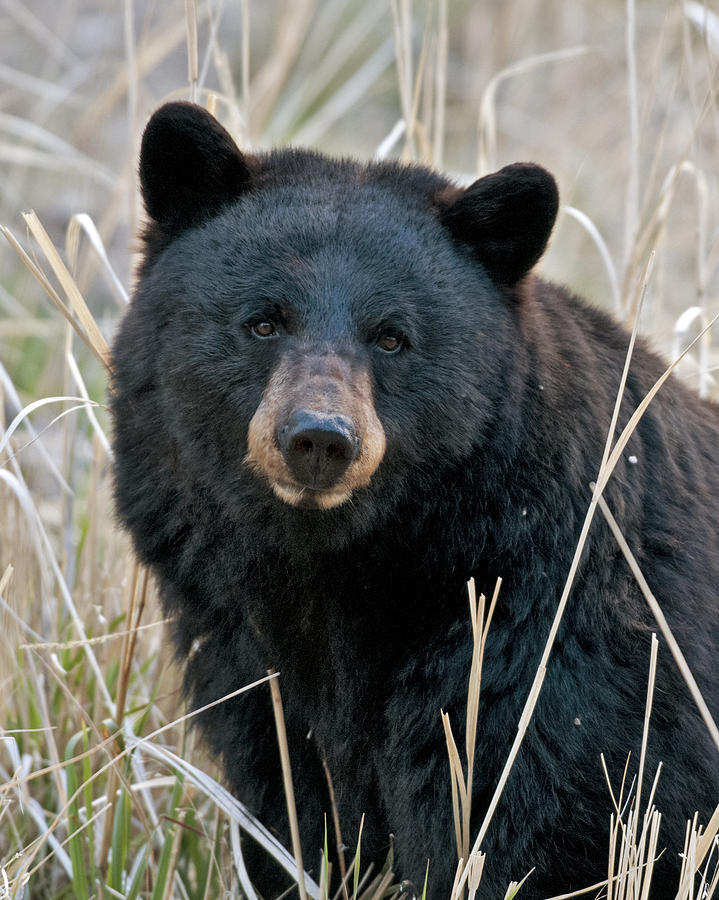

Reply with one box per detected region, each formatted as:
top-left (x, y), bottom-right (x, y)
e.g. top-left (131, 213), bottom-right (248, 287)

top-left (390, 0), bottom-right (415, 160)
top-left (685, 2), bottom-right (719, 54)
top-left (23, 211), bottom-right (110, 366)
top-left (0, 564), bottom-right (13, 596)
top-left (654, 162), bottom-right (711, 396)
top-left (230, 817), bottom-right (261, 900)
top-left (640, 812), bottom-right (662, 900)
top-left (454, 667), bottom-right (547, 899)
top-left (185, 0), bottom-right (199, 101)
top-left (116, 563), bottom-right (148, 728)
top-left (432, 0), bottom-right (448, 168)
top-left (476, 47), bottom-right (588, 175)
top-left (406, 2), bottom-right (434, 161)
top-left (450, 859), bottom-right (465, 900)
top-left (0, 395), bottom-right (100, 460)
top-left (595, 493), bottom-right (719, 754)
top-left (0, 473), bottom-right (48, 603)
top-left (123, 0), bottom-right (138, 242)
top-left (595, 310), bottom-right (719, 499)
top-left (98, 747), bottom-right (121, 872)
top-left (465, 850), bottom-right (485, 900)
top-left (25, 652), bottom-right (66, 807)
top-left (597, 250), bottom-right (654, 476)
top-left (390, 0), bottom-right (438, 162)
top-left (607, 812), bottom-right (618, 900)
top-left (322, 753), bottom-right (348, 889)
top-left (19, 617), bottom-right (170, 651)
top-left (634, 634), bottom-right (658, 829)
top-left (359, 865), bottom-right (394, 900)
top-left (467, 576), bottom-right (478, 637)
top-left (444, 576), bottom-right (501, 896)
top-left (0, 225), bottom-right (107, 370)
top-left (66, 213), bottom-right (129, 307)
top-left (624, 154), bottom-right (713, 324)
top-left (375, 119), bottom-right (406, 160)
top-left (250, 0), bottom-right (316, 135)
top-left (697, 806), bottom-right (719, 872)
top-left (269, 670), bottom-right (309, 900)
top-left (442, 709), bottom-right (466, 861)
top-left (464, 585), bottom-right (485, 764)
top-left (0, 363), bottom-right (71, 492)
top-left (240, 0), bottom-right (251, 140)
top-left (463, 579), bottom-right (500, 861)
top-left (563, 206), bottom-right (621, 315)
top-left (482, 579), bottom-right (501, 648)
top-left (624, 0), bottom-right (640, 277)
top-left (0, 404), bottom-right (99, 473)
top-left (161, 802), bottom-right (186, 900)
top-left (677, 816), bottom-right (700, 900)
top-left (66, 352), bottom-right (112, 456)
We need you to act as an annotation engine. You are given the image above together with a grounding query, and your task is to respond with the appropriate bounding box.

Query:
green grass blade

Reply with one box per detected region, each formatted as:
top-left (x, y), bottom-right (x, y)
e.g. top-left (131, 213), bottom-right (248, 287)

top-left (109, 784), bottom-right (131, 890)
top-left (150, 772), bottom-right (185, 900)
top-left (64, 731), bottom-right (90, 900)
top-left (352, 814), bottom-right (365, 900)
top-left (125, 844), bottom-right (149, 900)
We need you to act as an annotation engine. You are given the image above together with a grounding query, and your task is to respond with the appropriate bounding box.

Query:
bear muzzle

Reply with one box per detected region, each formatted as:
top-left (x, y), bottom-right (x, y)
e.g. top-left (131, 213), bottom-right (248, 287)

top-left (244, 352), bottom-right (386, 509)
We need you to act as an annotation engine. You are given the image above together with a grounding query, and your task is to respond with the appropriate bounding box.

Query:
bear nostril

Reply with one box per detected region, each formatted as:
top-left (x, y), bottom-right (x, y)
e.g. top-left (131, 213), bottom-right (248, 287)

top-left (292, 436), bottom-right (315, 456)
top-left (279, 411), bottom-right (359, 489)
top-left (326, 441), bottom-right (348, 461)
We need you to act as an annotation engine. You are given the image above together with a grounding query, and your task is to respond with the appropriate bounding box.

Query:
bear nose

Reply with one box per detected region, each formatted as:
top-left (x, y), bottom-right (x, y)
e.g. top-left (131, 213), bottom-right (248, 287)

top-left (278, 410), bottom-right (359, 490)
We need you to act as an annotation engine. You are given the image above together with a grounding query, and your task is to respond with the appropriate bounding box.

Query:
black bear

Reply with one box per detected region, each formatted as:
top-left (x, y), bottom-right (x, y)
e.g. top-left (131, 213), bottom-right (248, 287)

top-left (111, 101), bottom-right (719, 899)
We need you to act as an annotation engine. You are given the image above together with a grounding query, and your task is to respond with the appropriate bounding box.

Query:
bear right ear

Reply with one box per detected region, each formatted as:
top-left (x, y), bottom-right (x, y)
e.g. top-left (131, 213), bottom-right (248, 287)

top-left (438, 163), bottom-right (559, 286)
top-left (139, 102), bottom-right (255, 228)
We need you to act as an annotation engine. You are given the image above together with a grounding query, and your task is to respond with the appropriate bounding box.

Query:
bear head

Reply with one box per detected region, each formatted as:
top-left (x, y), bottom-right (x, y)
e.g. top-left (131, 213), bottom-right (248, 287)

top-left (113, 102), bottom-right (558, 540)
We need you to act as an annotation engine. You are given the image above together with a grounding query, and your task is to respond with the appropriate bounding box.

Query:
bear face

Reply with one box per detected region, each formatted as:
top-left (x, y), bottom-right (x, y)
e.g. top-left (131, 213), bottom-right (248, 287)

top-left (111, 102), bottom-right (719, 900)
top-left (118, 102), bottom-right (558, 534)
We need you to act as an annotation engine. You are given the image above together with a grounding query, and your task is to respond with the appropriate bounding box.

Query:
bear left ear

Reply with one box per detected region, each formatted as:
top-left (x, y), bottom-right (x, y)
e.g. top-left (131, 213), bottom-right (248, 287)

top-left (439, 163), bottom-right (559, 286)
top-left (139, 101), bottom-right (256, 228)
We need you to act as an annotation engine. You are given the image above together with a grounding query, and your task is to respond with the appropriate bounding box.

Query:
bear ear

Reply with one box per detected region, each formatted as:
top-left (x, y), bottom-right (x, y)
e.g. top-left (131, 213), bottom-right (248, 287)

top-left (439, 163), bottom-right (559, 286)
top-left (139, 101), bottom-right (255, 228)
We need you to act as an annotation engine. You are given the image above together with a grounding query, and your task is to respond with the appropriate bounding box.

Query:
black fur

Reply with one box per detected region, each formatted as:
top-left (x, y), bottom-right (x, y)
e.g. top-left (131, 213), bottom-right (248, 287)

top-left (111, 102), bottom-right (719, 899)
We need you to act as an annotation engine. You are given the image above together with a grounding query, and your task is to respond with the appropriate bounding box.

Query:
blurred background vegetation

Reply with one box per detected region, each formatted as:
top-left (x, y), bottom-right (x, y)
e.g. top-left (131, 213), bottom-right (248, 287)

top-left (3, 0), bottom-right (719, 395)
top-left (1, 1), bottom-right (718, 897)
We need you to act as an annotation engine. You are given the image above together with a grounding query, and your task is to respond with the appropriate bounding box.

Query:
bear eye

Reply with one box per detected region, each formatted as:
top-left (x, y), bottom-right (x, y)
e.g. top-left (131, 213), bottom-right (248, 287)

top-left (250, 321), bottom-right (277, 339)
top-left (376, 333), bottom-right (403, 353)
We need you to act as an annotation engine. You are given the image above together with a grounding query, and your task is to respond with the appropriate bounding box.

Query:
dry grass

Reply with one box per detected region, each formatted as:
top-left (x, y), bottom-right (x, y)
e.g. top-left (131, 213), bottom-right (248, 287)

top-left (1, 1), bottom-right (719, 897)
